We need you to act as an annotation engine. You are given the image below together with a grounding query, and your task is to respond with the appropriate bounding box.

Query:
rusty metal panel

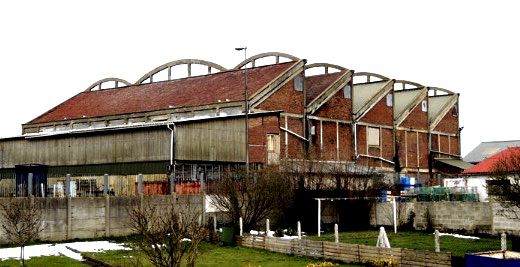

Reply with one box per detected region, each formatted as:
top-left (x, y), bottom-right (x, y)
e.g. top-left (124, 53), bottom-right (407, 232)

top-left (175, 118), bottom-right (246, 162)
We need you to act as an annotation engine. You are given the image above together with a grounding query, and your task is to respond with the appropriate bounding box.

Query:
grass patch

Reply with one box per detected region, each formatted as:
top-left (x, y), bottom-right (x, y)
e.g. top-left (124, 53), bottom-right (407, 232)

top-left (85, 242), bottom-right (364, 267)
top-left (306, 230), bottom-right (510, 257)
top-left (0, 256), bottom-right (88, 267)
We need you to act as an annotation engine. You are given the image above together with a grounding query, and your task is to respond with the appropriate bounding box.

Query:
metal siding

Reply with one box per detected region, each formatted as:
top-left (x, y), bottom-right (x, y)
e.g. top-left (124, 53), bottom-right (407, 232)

top-left (175, 118), bottom-right (246, 162)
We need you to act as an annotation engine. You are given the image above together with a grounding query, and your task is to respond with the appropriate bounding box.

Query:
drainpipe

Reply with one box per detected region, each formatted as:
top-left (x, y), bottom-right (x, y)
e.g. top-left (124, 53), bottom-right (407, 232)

top-left (167, 124), bottom-right (175, 166)
top-left (353, 120), bottom-right (358, 160)
top-left (167, 123), bottom-right (176, 194)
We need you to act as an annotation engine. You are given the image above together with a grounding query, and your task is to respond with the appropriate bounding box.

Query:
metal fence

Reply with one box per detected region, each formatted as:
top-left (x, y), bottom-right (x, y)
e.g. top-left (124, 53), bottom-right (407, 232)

top-left (0, 171), bottom-right (221, 197)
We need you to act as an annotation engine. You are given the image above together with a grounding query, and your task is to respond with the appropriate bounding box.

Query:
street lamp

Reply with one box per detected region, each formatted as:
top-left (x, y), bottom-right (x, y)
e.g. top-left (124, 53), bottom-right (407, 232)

top-left (235, 47), bottom-right (249, 172)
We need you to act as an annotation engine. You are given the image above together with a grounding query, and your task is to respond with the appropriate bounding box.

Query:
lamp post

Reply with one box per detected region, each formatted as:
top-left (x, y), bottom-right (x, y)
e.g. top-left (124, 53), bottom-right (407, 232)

top-left (235, 47), bottom-right (249, 172)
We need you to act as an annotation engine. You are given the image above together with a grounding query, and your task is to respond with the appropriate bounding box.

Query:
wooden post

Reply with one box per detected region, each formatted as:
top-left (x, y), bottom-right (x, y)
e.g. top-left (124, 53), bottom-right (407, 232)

top-left (239, 217), bottom-right (243, 236)
top-left (266, 219), bottom-right (270, 237)
top-left (501, 232), bottom-right (507, 251)
top-left (213, 215), bottom-right (217, 233)
top-left (334, 224), bottom-right (339, 243)
top-left (434, 230), bottom-right (440, 252)
top-left (297, 221), bottom-right (301, 240)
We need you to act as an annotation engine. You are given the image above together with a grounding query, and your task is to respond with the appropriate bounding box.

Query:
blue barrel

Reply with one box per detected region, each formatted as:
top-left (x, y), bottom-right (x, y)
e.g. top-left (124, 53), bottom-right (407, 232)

top-left (400, 176), bottom-right (410, 188)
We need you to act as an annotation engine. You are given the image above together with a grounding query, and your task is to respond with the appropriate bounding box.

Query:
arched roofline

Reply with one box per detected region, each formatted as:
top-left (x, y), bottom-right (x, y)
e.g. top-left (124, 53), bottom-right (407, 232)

top-left (428, 86), bottom-right (456, 95)
top-left (233, 52), bottom-right (300, 69)
top-left (84, 77), bottom-right (132, 92)
top-left (353, 72), bottom-right (390, 83)
top-left (394, 79), bottom-right (424, 90)
top-left (136, 59), bottom-right (227, 85)
top-left (304, 63), bottom-right (348, 74)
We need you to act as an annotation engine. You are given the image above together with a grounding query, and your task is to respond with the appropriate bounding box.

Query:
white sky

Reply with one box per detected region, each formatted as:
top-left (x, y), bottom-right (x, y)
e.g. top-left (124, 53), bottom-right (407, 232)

top-left (0, 0), bottom-right (518, 156)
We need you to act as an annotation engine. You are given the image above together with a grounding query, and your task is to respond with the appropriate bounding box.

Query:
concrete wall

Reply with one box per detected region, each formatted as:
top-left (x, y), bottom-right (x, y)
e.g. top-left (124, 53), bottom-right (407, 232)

top-left (371, 201), bottom-right (520, 235)
top-left (0, 194), bottom-right (204, 244)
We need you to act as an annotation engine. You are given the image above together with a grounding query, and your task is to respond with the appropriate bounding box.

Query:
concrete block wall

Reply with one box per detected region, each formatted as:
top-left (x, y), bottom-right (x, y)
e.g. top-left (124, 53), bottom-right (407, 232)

top-left (0, 194), bottom-right (204, 244)
top-left (371, 202), bottom-right (520, 235)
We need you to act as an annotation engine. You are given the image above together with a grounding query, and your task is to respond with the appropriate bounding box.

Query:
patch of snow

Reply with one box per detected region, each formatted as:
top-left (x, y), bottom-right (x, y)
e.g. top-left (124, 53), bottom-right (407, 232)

top-left (0, 241), bottom-right (129, 261)
top-left (436, 232), bottom-right (480, 240)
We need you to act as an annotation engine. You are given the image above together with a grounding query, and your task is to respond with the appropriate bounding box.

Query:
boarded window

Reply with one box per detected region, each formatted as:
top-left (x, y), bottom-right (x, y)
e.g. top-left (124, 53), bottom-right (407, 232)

top-left (386, 94), bottom-right (393, 107)
top-left (266, 134), bottom-right (280, 165)
top-left (343, 84), bottom-right (351, 99)
top-left (294, 76), bottom-right (304, 92)
top-left (367, 127), bottom-right (380, 146)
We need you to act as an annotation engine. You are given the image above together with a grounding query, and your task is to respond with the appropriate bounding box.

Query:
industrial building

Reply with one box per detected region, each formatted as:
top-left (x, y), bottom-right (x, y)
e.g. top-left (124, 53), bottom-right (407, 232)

top-left (0, 52), bottom-right (465, 195)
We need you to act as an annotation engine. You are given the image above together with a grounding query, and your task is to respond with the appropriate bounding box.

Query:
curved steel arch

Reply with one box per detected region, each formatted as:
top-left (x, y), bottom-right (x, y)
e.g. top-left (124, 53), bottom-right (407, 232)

top-left (394, 79), bottom-right (424, 90)
top-left (233, 52), bottom-right (300, 70)
top-left (304, 63), bottom-right (348, 74)
top-left (353, 72), bottom-right (390, 83)
top-left (84, 77), bottom-right (132, 92)
top-left (428, 86), bottom-right (455, 95)
top-left (136, 59), bottom-right (227, 85)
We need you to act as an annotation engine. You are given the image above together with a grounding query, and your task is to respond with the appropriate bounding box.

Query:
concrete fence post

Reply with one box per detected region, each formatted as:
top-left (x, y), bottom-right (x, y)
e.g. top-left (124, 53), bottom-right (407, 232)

top-left (501, 232), bottom-right (507, 251)
top-left (266, 219), bottom-right (270, 237)
top-left (103, 174), bottom-right (109, 196)
top-left (239, 217), bottom-right (243, 236)
top-left (66, 174), bottom-right (71, 197)
top-left (28, 173), bottom-right (33, 197)
top-left (105, 195), bottom-right (110, 237)
top-left (67, 196), bottom-right (72, 239)
top-left (169, 173), bottom-right (175, 194)
top-left (334, 224), bottom-right (339, 243)
top-left (297, 221), bottom-right (301, 240)
top-left (137, 174), bottom-right (143, 195)
top-left (434, 230), bottom-right (440, 252)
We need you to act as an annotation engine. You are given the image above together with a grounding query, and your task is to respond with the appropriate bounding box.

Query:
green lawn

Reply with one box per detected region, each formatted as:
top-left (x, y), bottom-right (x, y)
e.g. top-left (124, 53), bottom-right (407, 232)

top-left (306, 230), bottom-right (510, 257)
top-left (0, 256), bottom-right (88, 267)
top-left (84, 242), bottom-right (364, 267)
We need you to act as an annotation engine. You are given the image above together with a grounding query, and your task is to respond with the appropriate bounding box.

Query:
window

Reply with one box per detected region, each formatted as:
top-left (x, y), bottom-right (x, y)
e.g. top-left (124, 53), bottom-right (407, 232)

top-left (266, 134), bottom-right (280, 165)
top-left (294, 76), bottom-right (304, 91)
top-left (367, 127), bottom-right (380, 146)
top-left (343, 84), bottom-right (351, 99)
top-left (386, 94), bottom-right (393, 107)
top-left (421, 100), bottom-right (428, 112)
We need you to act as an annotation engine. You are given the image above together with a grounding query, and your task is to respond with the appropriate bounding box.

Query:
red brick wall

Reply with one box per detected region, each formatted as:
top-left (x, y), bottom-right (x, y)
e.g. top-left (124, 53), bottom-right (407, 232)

top-left (314, 91), bottom-right (352, 121)
top-left (321, 121), bottom-right (338, 160)
top-left (434, 106), bottom-right (459, 134)
top-left (450, 136), bottom-right (460, 156)
top-left (382, 128), bottom-right (393, 161)
top-left (285, 117), bottom-right (305, 159)
top-left (356, 125), bottom-right (367, 156)
top-left (406, 131), bottom-right (418, 168)
top-left (419, 132), bottom-right (429, 167)
top-left (256, 75), bottom-right (305, 114)
top-left (359, 93), bottom-right (393, 126)
top-left (247, 115), bottom-right (281, 164)
top-left (339, 123), bottom-right (352, 161)
top-left (400, 96), bottom-right (428, 130)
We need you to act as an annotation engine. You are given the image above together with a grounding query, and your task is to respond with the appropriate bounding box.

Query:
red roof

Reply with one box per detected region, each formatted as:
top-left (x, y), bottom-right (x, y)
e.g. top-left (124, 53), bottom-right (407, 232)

top-left (305, 72), bottom-right (344, 103)
top-left (463, 147), bottom-right (520, 174)
top-left (29, 62), bottom-right (296, 124)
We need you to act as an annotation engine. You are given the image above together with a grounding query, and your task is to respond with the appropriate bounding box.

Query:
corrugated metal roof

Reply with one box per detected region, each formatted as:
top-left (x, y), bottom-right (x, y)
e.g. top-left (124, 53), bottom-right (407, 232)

top-left (394, 89), bottom-right (423, 120)
top-left (353, 81), bottom-right (387, 114)
top-left (463, 147), bottom-right (520, 174)
top-left (28, 62), bottom-right (295, 125)
top-left (435, 158), bottom-right (474, 170)
top-left (463, 140), bottom-right (520, 163)
top-left (428, 95), bottom-right (452, 122)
